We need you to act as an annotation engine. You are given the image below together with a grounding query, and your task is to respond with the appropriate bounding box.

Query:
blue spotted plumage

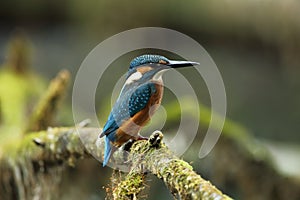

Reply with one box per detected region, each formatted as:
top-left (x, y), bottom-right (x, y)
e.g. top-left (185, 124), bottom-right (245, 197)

top-left (99, 54), bottom-right (199, 166)
top-left (129, 83), bottom-right (156, 117)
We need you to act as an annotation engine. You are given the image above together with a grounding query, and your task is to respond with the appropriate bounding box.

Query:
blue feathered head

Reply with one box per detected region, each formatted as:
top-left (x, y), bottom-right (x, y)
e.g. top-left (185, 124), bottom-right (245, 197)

top-left (126, 54), bottom-right (199, 79)
top-left (129, 55), bottom-right (169, 70)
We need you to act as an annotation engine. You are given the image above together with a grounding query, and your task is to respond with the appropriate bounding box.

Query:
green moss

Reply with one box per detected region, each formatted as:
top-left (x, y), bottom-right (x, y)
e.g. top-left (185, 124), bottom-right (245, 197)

top-left (121, 132), bottom-right (232, 200)
top-left (113, 172), bottom-right (146, 200)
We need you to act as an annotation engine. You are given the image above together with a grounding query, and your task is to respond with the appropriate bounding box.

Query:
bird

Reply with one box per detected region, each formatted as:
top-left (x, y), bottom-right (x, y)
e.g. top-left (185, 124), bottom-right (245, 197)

top-left (99, 54), bottom-right (199, 166)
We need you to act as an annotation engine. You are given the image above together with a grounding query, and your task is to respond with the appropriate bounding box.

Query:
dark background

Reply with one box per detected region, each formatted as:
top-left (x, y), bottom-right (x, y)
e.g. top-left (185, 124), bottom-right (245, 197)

top-left (0, 1), bottom-right (299, 199)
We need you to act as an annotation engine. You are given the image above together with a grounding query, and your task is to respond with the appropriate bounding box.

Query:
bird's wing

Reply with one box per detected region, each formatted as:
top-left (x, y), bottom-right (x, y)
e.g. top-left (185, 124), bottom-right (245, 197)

top-left (128, 83), bottom-right (155, 117)
top-left (100, 83), bottom-right (156, 138)
top-left (99, 114), bottom-right (118, 138)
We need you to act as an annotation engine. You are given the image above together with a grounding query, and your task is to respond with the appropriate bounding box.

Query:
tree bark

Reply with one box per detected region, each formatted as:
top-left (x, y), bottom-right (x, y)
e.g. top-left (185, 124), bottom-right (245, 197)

top-left (0, 127), bottom-right (232, 200)
top-left (113, 131), bottom-right (232, 200)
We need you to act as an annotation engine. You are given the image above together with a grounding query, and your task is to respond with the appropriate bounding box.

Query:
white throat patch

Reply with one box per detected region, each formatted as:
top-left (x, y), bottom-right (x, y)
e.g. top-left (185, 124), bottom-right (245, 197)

top-left (152, 69), bottom-right (168, 81)
top-left (125, 71), bottom-right (142, 85)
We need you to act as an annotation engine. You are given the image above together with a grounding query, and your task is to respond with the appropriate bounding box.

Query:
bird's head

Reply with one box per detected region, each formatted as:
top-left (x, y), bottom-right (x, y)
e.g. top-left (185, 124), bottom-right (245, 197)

top-left (126, 54), bottom-right (199, 84)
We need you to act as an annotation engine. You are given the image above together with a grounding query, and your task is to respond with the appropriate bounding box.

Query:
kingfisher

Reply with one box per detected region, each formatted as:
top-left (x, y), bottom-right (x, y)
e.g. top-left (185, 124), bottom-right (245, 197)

top-left (99, 54), bottom-right (199, 166)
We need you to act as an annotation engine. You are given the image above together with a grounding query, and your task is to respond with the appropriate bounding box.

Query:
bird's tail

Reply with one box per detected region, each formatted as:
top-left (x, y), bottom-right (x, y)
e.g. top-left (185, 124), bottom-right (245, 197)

top-left (103, 136), bottom-right (113, 167)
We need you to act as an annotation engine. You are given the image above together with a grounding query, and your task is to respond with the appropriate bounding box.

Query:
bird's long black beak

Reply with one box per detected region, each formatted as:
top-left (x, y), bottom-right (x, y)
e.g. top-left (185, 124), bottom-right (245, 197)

top-left (167, 60), bottom-right (199, 68)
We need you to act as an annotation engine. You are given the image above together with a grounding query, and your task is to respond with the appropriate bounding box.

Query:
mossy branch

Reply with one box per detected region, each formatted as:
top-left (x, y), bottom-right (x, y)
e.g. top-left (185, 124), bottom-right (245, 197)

top-left (0, 125), bottom-right (99, 200)
top-left (26, 70), bottom-right (70, 132)
top-left (0, 127), bottom-right (231, 200)
top-left (114, 131), bottom-right (231, 200)
top-left (112, 172), bottom-right (146, 200)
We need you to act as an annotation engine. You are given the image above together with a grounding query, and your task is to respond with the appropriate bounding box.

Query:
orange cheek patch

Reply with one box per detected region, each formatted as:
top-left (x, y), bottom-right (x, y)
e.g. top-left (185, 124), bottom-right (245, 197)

top-left (159, 60), bottom-right (168, 65)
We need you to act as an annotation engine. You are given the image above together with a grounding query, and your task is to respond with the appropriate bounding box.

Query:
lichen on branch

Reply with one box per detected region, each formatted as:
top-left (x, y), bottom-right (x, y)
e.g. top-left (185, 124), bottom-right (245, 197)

top-left (114, 131), bottom-right (232, 200)
top-left (1, 127), bottom-right (231, 200)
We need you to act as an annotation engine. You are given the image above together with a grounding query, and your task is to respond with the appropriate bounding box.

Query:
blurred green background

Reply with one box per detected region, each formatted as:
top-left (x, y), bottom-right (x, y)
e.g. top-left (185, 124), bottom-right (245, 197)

top-left (1, 0), bottom-right (299, 141)
top-left (0, 0), bottom-right (299, 199)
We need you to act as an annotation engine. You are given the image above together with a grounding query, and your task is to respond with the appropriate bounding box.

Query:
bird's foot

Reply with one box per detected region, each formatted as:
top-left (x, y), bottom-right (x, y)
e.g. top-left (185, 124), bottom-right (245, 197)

top-left (149, 130), bottom-right (163, 147)
top-left (123, 139), bottom-right (135, 151)
top-left (123, 135), bottom-right (148, 152)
